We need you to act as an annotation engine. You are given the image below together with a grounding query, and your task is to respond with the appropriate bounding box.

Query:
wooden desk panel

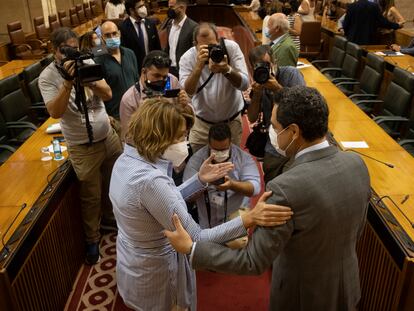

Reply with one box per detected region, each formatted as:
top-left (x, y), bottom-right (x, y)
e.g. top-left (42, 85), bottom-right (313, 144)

top-left (0, 60), bottom-right (36, 80)
top-left (7, 119), bottom-right (68, 162)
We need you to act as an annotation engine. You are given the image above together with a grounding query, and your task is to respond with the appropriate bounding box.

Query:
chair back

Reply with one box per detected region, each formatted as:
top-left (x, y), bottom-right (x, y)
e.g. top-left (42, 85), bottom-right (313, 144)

top-left (77, 9), bottom-right (87, 23)
top-left (359, 53), bottom-right (384, 95)
top-left (70, 10), bottom-right (80, 27)
top-left (85, 7), bottom-right (93, 20)
top-left (382, 68), bottom-right (414, 117)
top-left (40, 54), bottom-right (54, 68)
top-left (58, 10), bottom-right (71, 28)
top-left (22, 62), bottom-right (43, 104)
top-left (33, 16), bottom-right (50, 41)
top-left (49, 14), bottom-right (61, 32)
top-left (341, 42), bottom-right (362, 79)
top-left (329, 35), bottom-right (347, 68)
top-left (0, 75), bottom-right (31, 123)
top-left (7, 21), bottom-right (25, 45)
top-left (91, 4), bottom-right (100, 17)
top-left (299, 21), bottom-right (322, 58)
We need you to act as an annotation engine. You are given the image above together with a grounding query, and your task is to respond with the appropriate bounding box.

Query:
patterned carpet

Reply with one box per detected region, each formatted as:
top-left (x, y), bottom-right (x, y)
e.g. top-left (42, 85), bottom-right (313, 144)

top-left (64, 232), bottom-right (271, 311)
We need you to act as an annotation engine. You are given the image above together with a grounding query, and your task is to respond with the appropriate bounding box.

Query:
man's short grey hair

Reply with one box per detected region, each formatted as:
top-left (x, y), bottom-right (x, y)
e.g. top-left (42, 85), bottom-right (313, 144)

top-left (272, 14), bottom-right (290, 33)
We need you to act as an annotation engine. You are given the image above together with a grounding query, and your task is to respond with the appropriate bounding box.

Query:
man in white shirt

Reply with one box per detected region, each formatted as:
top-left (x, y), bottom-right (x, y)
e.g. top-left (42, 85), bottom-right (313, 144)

top-left (165, 0), bottom-right (198, 78)
top-left (179, 23), bottom-right (250, 152)
top-left (120, 0), bottom-right (161, 72)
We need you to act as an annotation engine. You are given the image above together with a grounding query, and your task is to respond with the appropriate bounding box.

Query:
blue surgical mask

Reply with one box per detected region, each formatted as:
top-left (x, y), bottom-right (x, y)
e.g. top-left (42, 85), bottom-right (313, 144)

top-left (264, 27), bottom-right (272, 39)
top-left (105, 37), bottom-right (120, 49)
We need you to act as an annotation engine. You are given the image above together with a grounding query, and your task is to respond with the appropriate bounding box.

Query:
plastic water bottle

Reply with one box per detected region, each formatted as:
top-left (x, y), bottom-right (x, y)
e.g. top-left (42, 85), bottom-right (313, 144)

top-left (52, 139), bottom-right (63, 161)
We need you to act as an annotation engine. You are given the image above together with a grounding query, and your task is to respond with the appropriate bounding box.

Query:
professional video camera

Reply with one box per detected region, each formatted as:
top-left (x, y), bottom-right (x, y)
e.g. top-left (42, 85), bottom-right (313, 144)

top-left (253, 61), bottom-right (271, 84)
top-left (58, 46), bottom-right (106, 84)
top-left (208, 44), bottom-right (225, 63)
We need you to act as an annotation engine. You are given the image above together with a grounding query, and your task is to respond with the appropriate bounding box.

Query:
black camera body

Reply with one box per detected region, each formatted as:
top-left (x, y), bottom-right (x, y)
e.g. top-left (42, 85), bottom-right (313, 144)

top-left (208, 44), bottom-right (225, 63)
top-left (60, 46), bottom-right (105, 84)
top-left (210, 177), bottom-right (225, 186)
top-left (253, 62), bottom-right (271, 84)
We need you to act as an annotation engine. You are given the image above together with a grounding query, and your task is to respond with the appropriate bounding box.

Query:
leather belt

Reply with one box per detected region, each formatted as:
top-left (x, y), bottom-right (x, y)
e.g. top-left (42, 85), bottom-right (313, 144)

top-left (196, 111), bottom-right (241, 125)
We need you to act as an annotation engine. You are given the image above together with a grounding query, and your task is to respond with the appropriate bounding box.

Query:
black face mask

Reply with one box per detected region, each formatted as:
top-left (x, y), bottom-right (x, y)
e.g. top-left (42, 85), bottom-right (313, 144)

top-left (145, 77), bottom-right (167, 93)
top-left (167, 8), bottom-right (177, 19)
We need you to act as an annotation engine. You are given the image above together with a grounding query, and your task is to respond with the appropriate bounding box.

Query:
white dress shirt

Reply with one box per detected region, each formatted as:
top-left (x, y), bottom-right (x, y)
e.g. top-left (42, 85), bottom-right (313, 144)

top-left (295, 140), bottom-right (330, 159)
top-left (129, 16), bottom-right (148, 54)
top-left (169, 15), bottom-right (187, 67)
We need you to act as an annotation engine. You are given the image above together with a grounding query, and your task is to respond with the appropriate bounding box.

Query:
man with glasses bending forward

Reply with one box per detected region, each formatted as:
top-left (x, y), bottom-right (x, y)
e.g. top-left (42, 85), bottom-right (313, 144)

top-left (39, 28), bottom-right (122, 265)
top-left (166, 86), bottom-right (371, 311)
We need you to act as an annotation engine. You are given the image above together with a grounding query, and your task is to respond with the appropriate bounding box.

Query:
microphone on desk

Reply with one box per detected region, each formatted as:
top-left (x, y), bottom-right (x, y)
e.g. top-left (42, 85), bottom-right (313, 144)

top-left (345, 149), bottom-right (395, 168)
top-left (1, 203), bottom-right (27, 255)
top-left (375, 195), bottom-right (414, 228)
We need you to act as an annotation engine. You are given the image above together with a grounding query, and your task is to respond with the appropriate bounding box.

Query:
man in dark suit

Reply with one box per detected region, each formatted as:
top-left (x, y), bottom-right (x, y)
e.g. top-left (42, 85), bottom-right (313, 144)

top-left (166, 86), bottom-right (371, 311)
top-left (165, 0), bottom-right (198, 77)
top-left (343, 0), bottom-right (400, 45)
top-left (120, 0), bottom-right (161, 73)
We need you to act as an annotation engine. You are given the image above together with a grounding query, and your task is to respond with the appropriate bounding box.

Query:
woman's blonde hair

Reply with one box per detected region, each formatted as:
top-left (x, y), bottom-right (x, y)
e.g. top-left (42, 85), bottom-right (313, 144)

top-left (127, 98), bottom-right (194, 162)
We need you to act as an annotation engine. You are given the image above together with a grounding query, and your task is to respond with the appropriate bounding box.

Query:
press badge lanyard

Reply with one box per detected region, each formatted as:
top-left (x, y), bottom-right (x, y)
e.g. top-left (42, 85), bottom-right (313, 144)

top-left (203, 190), bottom-right (228, 228)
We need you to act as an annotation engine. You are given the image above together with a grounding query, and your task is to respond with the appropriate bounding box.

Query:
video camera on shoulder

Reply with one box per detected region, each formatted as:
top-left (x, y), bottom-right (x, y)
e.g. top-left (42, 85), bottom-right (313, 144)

top-left (253, 61), bottom-right (271, 84)
top-left (59, 46), bottom-right (107, 84)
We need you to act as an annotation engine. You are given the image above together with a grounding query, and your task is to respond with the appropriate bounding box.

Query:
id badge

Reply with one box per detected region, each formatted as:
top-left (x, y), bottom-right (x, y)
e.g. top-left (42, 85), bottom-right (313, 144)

top-left (211, 192), bottom-right (224, 207)
top-left (80, 110), bottom-right (94, 124)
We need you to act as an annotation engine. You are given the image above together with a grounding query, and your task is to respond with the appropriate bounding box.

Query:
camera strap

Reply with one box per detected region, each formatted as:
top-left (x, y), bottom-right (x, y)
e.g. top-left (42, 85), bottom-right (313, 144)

top-left (196, 72), bottom-right (214, 94)
top-left (203, 189), bottom-right (228, 228)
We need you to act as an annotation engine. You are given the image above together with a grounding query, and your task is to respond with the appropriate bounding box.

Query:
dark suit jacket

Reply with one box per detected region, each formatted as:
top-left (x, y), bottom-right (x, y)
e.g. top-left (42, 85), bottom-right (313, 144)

top-left (165, 17), bottom-right (198, 69)
top-left (343, 0), bottom-right (399, 45)
top-left (120, 17), bottom-right (161, 72)
top-left (192, 146), bottom-right (371, 311)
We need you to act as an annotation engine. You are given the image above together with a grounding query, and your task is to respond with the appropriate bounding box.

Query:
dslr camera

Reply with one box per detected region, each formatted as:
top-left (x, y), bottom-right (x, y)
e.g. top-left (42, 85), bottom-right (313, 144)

top-left (253, 62), bottom-right (271, 84)
top-left (58, 46), bottom-right (106, 84)
top-left (208, 44), bottom-right (225, 63)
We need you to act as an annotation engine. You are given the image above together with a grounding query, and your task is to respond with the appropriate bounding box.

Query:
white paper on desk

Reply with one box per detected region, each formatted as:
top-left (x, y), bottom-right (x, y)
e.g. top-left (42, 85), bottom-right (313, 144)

top-left (375, 51), bottom-right (404, 57)
top-left (340, 141), bottom-right (369, 149)
top-left (296, 61), bottom-right (312, 69)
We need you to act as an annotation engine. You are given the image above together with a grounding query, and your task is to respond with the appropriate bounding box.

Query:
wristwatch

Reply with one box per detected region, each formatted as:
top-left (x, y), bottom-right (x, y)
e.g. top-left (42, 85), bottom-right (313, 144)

top-left (224, 66), bottom-right (232, 77)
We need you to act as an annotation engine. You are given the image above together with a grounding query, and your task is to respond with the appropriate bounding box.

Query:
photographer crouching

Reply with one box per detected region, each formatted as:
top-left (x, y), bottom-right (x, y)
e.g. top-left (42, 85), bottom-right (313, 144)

top-left (247, 45), bottom-right (305, 184)
top-left (179, 23), bottom-right (250, 153)
top-left (38, 28), bottom-right (122, 265)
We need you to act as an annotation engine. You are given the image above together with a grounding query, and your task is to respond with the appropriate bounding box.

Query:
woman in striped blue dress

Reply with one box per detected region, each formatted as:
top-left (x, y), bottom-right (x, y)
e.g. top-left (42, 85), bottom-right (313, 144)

top-left (109, 98), bottom-right (292, 311)
top-left (284, 0), bottom-right (302, 53)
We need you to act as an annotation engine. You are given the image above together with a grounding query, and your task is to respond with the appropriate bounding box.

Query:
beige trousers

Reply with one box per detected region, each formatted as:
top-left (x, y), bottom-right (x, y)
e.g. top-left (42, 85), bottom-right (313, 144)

top-left (67, 128), bottom-right (122, 243)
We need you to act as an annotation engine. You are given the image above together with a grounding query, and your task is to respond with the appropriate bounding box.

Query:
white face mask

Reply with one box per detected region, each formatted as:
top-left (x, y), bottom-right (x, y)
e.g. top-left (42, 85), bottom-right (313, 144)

top-left (162, 141), bottom-right (188, 167)
top-left (269, 125), bottom-right (294, 157)
top-left (137, 6), bottom-right (148, 18)
top-left (93, 38), bottom-right (101, 46)
top-left (211, 148), bottom-right (230, 163)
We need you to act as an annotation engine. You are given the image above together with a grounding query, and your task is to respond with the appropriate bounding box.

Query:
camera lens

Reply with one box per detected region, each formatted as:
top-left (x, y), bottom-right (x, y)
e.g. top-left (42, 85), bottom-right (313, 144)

top-left (208, 44), bottom-right (225, 63)
top-left (253, 62), bottom-right (271, 84)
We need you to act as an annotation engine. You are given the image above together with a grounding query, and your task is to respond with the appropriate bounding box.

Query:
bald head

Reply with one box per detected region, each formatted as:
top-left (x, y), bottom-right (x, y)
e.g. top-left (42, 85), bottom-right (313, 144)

top-left (268, 13), bottom-right (290, 39)
top-left (101, 21), bottom-right (121, 52)
top-left (101, 21), bottom-right (119, 33)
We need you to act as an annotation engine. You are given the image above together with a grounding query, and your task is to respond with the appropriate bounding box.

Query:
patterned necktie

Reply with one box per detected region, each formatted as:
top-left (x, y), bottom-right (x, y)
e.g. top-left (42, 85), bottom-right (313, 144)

top-left (135, 20), bottom-right (145, 52)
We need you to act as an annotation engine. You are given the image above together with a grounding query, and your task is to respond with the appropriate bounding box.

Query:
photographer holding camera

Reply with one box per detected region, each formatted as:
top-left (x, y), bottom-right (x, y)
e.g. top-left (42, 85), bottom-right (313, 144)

top-left (183, 123), bottom-right (261, 248)
top-left (38, 28), bottom-right (123, 265)
top-left (179, 23), bottom-right (250, 153)
top-left (119, 50), bottom-right (189, 140)
top-left (247, 45), bottom-right (305, 184)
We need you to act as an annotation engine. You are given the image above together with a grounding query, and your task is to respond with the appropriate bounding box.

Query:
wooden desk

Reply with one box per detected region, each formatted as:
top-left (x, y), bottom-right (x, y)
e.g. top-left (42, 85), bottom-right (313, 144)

top-left (362, 45), bottom-right (414, 72)
top-left (235, 7), bottom-right (262, 43)
top-left (0, 118), bottom-right (83, 311)
top-left (0, 60), bottom-right (36, 80)
top-left (73, 15), bottom-right (104, 37)
top-left (300, 58), bottom-right (414, 311)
